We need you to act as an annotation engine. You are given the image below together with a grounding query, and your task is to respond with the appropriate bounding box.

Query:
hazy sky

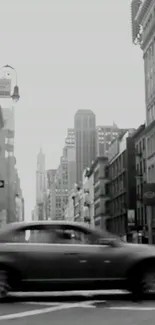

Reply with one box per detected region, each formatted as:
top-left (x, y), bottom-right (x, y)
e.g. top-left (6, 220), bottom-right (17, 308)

top-left (0, 0), bottom-right (145, 218)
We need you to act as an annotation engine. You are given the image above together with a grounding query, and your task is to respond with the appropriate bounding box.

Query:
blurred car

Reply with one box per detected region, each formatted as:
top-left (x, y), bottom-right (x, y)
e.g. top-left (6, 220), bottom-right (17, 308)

top-left (0, 220), bottom-right (154, 300)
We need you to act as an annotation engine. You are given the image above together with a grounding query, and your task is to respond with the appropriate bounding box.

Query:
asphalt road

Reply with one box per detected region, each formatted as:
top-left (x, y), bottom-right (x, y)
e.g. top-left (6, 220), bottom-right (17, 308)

top-left (1, 291), bottom-right (155, 325)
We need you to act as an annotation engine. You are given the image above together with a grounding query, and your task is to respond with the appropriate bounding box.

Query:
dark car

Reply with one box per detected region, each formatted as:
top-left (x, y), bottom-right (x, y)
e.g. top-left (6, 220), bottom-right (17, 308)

top-left (0, 220), bottom-right (155, 300)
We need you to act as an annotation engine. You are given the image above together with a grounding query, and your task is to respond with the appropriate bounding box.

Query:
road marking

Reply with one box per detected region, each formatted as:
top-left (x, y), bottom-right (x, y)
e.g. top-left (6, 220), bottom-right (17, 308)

top-left (23, 302), bottom-right (61, 306)
top-left (0, 301), bottom-right (96, 320)
top-left (109, 306), bottom-right (155, 311)
top-left (24, 300), bottom-right (106, 308)
top-left (11, 290), bottom-right (126, 297)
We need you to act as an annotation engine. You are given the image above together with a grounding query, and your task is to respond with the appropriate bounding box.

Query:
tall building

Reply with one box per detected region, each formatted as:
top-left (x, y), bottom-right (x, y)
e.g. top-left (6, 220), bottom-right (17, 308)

top-left (36, 148), bottom-right (47, 220)
top-left (74, 109), bottom-right (96, 186)
top-left (64, 128), bottom-right (76, 193)
top-left (132, 0), bottom-right (155, 243)
top-left (0, 106), bottom-right (17, 224)
top-left (53, 128), bottom-right (76, 220)
top-left (46, 169), bottom-right (57, 220)
top-left (96, 124), bottom-right (128, 157)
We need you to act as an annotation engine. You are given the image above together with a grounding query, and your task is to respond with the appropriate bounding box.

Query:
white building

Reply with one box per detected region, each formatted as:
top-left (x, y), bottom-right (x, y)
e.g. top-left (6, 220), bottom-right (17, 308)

top-left (36, 148), bottom-right (47, 220)
top-left (96, 124), bottom-right (128, 157)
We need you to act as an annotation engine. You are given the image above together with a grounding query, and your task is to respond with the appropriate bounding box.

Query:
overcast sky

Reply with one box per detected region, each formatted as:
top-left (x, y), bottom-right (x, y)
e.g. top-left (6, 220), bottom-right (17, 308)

top-left (0, 0), bottom-right (145, 219)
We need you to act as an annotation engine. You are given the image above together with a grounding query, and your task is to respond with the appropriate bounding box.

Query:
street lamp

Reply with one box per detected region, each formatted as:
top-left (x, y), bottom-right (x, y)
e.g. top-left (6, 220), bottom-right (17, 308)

top-left (0, 65), bottom-right (20, 102)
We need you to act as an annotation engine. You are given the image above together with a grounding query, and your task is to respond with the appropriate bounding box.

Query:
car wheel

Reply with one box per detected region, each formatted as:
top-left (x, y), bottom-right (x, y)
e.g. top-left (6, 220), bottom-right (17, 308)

top-left (131, 265), bottom-right (155, 300)
top-left (140, 266), bottom-right (155, 294)
top-left (0, 270), bottom-right (10, 301)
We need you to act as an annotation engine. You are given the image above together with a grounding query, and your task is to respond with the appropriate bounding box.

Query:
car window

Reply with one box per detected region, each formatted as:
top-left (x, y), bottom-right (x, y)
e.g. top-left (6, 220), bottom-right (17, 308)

top-left (48, 227), bottom-right (95, 245)
top-left (7, 226), bottom-right (98, 245)
top-left (8, 228), bottom-right (51, 244)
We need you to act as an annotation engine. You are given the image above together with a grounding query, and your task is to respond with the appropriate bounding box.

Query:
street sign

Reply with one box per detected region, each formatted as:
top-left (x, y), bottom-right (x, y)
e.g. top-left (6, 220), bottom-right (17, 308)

top-left (0, 180), bottom-right (4, 188)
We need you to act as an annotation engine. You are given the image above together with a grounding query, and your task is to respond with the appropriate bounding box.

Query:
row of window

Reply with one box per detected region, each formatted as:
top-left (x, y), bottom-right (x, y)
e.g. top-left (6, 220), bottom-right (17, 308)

top-left (145, 39), bottom-right (155, 103)
top-left (147, 131), bottom-right (155, 157)
top-left (109, 152), bottom-right (125, 179)
top-left (148, 163), bottom-right (155, 183)
top-left (135, 137), bottom-right (145, 153)
top-left (136, 159), bottom-right (146, 174)
top-left (147, 104), bottom-right (155, 125)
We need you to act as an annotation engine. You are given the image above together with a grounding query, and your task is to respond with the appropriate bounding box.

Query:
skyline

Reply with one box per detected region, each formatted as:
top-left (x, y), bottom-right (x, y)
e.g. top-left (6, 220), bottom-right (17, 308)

top-left (0, 0), bottom-right (145, 218)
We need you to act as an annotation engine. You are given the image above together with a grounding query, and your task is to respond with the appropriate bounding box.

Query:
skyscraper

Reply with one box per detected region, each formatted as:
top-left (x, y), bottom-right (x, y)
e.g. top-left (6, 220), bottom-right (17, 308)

top-left (74, 109), bottom-right (96, 185)
top-left (54, 128), bottom-right (76, 220)
top-left (36, 148), bottom-right (47, 220)
top-left (46, 169), bottom-right (57, 220)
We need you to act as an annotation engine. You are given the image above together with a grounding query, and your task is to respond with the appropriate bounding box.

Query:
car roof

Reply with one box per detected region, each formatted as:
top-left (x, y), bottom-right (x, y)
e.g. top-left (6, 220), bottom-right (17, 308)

top-left (0, 220), bottom-right (92, 233)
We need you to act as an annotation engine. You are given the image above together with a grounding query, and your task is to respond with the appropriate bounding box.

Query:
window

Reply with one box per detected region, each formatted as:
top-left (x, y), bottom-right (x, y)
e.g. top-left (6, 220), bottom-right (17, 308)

top-left (7, 225), bottom-right (99, 246)
top-left (8, 227), bottom-right (52, 244)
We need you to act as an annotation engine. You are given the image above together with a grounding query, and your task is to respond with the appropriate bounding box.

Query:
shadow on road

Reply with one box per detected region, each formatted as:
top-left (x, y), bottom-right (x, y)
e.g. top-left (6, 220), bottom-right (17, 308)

top-left (3, 292), bottom-right (155, 304)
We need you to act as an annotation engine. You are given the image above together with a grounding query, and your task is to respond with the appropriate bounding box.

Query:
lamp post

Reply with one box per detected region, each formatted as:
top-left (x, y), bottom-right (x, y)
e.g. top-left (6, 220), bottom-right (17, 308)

top-left (0, 65), bottom-right (20, 223)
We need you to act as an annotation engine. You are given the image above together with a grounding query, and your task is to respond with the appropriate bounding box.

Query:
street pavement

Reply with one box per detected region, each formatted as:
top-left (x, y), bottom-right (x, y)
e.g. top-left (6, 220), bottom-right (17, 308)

top-left (1, 291), bottom-right (155, 324)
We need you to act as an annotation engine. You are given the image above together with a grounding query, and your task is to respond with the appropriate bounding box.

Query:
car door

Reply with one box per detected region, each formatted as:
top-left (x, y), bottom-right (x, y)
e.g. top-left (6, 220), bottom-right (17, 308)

top-left (11, 225), bottom-right (90, 290)
top-left (5, 225), bottom-right (67, 291)
top-left (82, 238), bottom-right (126, 287)
top-left (47, 225), bottom-right (104, 289)
top-left (43, 225), bottom-right (92, 287)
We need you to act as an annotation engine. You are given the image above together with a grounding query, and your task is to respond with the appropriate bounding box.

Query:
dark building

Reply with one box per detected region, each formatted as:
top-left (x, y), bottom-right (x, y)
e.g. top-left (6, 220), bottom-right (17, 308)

top-left (106, 130), bottom-right (137, 242)
top-left (132, 124), bottom-right (148, 243)
top-left (74, 109), bottom-right (96, 186)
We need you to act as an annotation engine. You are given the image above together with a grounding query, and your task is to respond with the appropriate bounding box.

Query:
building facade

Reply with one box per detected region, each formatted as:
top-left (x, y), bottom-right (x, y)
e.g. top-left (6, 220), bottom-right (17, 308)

top-left (53, 129), bottom-right (76, 220)
top-left (64, 158), bottom-right (110, 230)
top-left (46, 169), bottom-right (57, 220)
top-left (107, 130), bottom-right (137, 241)
top-left (96, 124), bottom-right (128, 157)
top-left (14, 169), bottom-right (24, 222)
top-left (132, 124), bottom-right (148, 243)
top-left (86, 157), bottom-right (109, 229)
top-left (133, 0), bottom-right (155, 243)
top-left (74, 109), bottom-right (96, 186)
top-left (0, 106), bottom-right (18, 224)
